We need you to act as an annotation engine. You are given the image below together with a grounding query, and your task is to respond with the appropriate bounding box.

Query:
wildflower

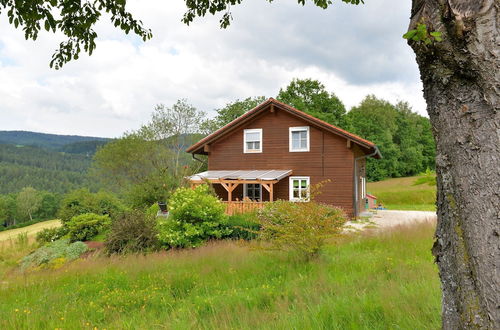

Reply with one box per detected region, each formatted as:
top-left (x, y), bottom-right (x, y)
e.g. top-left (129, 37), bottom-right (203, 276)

top-left (14, 308), bottom-right (19, 312)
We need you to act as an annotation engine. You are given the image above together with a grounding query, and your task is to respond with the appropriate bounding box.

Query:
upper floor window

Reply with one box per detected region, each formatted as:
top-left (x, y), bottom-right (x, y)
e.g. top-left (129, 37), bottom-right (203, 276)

top-left (244, 128), bottom-right (262, 153)
top-left (289, 126), bottom-right (310, 152)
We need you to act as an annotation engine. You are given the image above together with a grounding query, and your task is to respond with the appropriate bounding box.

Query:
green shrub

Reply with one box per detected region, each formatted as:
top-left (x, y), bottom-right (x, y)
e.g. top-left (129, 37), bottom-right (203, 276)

top-left (21, 239), bottom-right (87, 270)
top-left (168, 185), bottom-right (225, 224)
top-left (105, 210), bottom-right (161, 254)
top-left (157, 185), bottom-right (230, 248)
top-left (224, 213), bottom-right (260, 240)
top-left (58, 189), bottom-right (125, 224)
top-left (66, 213), bottom-right (111, 242)
top-left (145, 203), bottom-right (160, 218)
top-left (257, 200), bottom-right (346, 259)
top-left (36, 226), bottom-right (69, 244)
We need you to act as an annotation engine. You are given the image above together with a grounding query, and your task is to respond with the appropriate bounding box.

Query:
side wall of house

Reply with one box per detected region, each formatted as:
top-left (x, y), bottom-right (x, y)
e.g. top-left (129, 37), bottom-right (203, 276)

top-left (207, 107), bottom-right (356, 216)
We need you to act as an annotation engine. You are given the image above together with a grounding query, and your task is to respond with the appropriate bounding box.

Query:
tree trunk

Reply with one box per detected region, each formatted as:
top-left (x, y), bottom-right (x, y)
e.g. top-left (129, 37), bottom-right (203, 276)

top-left (408, 1), bottom-right (499, 328)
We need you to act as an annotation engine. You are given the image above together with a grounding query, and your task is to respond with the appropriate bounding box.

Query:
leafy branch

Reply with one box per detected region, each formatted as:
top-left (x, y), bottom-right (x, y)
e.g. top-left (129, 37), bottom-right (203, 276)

top-left (403, 23), bottom-right (442, 45)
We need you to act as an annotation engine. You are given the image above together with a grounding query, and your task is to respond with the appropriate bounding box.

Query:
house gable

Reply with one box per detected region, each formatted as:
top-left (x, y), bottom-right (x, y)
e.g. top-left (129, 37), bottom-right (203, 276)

top-left (186, 98), bottom-right (380, 159)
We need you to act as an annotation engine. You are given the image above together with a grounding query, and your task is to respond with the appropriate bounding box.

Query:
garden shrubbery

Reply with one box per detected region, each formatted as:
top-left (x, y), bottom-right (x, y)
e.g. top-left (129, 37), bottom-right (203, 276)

top-left (58, 189), bottom-right (125, 224)
top-left (224, 213), bottom-right (260, 240)
top-left (21, 239), bottom-right (88, 270)
top-left (36, 225), bottom-right (69, 244)
top-left (105, 210), bottom-right (160, 254)
top-left (157, 185), bottom-right (231, 248)
top-left (66, 213), bottom-right (111, 242)
top-left (256, 200), bottom-right (346, 259)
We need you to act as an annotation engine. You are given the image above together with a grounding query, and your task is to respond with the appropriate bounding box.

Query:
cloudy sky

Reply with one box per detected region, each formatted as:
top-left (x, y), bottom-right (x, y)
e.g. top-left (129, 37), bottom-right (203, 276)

top-left (0, 0), bottom-right (425, 138)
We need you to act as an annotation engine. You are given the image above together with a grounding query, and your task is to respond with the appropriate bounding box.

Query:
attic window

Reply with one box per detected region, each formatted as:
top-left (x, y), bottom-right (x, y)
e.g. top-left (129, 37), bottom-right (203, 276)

top-left (244, 129), bottom-right (262, 153)
top-left (289, 126), bottom-right (310, 152)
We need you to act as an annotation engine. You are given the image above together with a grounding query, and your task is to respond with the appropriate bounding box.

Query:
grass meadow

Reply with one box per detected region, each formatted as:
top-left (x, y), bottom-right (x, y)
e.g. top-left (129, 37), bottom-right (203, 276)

top-left (0, 222), bottom-right (441, 329)
top-left (367, 176), bottom-right (436, 211)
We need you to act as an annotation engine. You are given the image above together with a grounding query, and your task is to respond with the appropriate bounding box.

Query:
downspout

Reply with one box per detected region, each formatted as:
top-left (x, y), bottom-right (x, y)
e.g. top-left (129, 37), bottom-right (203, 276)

top-left (353, 146), bottom-right (381, 217)
top-left (192, 153), bottom-right (207, 166)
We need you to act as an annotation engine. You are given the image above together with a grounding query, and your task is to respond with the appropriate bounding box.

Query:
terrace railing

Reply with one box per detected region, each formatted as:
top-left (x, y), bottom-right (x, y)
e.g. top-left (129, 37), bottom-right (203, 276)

top-left (223, 201), bottom-right (267, 215)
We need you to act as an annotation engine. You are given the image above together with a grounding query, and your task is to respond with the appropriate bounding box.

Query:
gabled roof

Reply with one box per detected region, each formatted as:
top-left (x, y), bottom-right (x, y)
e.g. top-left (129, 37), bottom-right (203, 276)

top-left (187, 98), bottom-right (381, 158)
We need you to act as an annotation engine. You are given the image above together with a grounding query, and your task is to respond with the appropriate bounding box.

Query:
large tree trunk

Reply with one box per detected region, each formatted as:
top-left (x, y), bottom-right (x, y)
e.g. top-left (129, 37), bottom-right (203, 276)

top-left (408, 1), bottom-right (499, 328)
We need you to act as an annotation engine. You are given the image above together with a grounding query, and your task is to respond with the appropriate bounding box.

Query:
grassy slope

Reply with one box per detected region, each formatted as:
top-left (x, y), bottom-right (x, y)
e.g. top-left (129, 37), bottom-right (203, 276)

top-left (0, 223), bottom-right (440, 329)
top-left (0, 220), bottom-right (61, 243)
top-left (367, 176), bottom-right (436, 211)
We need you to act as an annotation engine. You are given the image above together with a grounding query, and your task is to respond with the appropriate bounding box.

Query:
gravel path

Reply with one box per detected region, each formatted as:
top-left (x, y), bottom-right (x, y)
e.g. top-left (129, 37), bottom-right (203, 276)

top-left (346, 210), bottom-right (437, 231)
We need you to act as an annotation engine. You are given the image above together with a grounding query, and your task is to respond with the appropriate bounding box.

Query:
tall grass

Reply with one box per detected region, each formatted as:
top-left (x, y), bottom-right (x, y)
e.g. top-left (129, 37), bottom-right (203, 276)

top-left (0, 223), bottom-right (440, 329)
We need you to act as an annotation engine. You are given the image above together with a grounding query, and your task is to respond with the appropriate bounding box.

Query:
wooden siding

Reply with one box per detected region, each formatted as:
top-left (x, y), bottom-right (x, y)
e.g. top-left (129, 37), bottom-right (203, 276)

top-left (207, 106), bottom-right (356, 216)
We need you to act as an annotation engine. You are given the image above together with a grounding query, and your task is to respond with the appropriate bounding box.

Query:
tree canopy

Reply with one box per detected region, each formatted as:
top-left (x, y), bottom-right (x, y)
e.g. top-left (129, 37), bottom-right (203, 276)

top-left (277, 78), bottom-right (347, 128)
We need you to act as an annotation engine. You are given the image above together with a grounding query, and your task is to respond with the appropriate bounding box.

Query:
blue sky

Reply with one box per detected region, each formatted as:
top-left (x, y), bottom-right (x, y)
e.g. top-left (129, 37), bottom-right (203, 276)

top-left (0, 0), bottom-right (425, 138)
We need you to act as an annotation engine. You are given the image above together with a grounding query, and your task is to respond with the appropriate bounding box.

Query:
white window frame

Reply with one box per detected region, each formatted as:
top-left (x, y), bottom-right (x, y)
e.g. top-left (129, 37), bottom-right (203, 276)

top-left (243, 183), bottom-right (263, 201)
top-left (361, 176), bottom-right (366, 199)
top-left (243, 128), bottom-right (263, 153)
top-left (289, 176), bottom-right (310, 202)
top-left (289, 126), bottom-right (310, 152)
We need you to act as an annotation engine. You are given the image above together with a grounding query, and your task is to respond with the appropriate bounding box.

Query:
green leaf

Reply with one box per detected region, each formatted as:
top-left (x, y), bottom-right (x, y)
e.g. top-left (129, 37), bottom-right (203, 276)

top-left (403, 30), bottom-right (417, 40)
top-left (44, 20), bottom-right (50, 31)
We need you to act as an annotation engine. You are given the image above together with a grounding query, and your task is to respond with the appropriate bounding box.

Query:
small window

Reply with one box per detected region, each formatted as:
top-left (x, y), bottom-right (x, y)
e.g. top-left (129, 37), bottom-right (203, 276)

top-left (244, 184), bottom-right (262, 201)
top-left (244, 129), bottom-right (262, 153)
top-left (289, 176), bottom-right (310, 201)
top-left (289, 126), bottom-right (310, 152)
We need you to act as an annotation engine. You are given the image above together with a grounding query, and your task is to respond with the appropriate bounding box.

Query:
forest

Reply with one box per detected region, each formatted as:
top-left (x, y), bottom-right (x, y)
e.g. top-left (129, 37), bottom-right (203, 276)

top-left (0, 78), bottom-right (435, 229)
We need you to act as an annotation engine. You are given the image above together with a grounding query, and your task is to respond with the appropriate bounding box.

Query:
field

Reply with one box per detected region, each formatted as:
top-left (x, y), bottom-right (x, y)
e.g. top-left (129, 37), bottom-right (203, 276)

top-left (367, 176), bottom-right (436, 211)
top-left (0, 220), bottom-right (61, 243)
top-left (0, 222), bottom-right (440, 329)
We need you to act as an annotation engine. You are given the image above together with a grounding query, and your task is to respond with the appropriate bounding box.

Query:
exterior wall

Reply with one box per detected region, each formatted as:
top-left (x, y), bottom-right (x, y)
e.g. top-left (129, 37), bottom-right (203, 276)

top-left (207, 107), bottom-right (356, 216)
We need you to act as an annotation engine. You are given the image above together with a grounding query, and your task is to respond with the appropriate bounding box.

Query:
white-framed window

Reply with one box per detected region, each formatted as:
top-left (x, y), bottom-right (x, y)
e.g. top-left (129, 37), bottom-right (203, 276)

top-left (244, 183), bottom-right (262, 201)
top-left (289, 176), bottom-right (310, 202)
top-left (289, 126), bottom-right (310, 152)
top-left (244, 128), bottom-right (262, 153)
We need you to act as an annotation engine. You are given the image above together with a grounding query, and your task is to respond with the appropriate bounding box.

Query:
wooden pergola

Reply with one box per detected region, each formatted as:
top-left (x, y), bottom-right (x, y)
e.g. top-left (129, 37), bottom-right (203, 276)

top-left (189, 170), bottom-right (292, 202)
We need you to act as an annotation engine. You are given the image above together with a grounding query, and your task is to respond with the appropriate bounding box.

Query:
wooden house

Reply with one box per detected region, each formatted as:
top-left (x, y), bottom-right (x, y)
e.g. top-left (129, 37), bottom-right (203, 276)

top-left (186, 98), bottom-right (381, 217)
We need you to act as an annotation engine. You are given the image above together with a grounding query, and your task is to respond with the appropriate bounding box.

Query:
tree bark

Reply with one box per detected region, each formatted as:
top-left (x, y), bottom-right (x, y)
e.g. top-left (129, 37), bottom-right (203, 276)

top-left (408, 1), bottom-right (499, 328)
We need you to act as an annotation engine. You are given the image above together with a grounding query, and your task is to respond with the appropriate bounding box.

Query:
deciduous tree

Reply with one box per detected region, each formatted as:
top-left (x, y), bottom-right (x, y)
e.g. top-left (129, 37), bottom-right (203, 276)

top-left (277, 78), bottom-right (347, 128)
top-left (16, 187), bottom-right (42, 222)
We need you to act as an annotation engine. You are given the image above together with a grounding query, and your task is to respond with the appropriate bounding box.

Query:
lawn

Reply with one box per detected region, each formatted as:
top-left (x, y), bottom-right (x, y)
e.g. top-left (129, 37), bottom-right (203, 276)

top-left (367, 176), bottom-right (436, 211)
top-left (0, 222), bottom-right (441, 329)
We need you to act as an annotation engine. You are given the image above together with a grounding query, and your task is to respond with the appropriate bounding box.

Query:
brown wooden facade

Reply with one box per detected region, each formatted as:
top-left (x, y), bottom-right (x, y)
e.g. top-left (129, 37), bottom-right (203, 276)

top-left (187, 98), bottom-right (380, 217)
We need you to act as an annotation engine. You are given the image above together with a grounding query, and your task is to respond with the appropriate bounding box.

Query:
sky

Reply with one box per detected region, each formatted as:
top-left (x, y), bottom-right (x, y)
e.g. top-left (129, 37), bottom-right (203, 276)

top-left (0, 0), bottom-right (425, 138)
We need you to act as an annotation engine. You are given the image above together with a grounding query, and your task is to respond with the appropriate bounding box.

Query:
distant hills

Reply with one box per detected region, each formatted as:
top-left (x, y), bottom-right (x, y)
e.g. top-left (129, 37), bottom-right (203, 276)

top-left (0, 131), bottom-right (110, 194)
top-left (0, 130), bottom-right (110, 153)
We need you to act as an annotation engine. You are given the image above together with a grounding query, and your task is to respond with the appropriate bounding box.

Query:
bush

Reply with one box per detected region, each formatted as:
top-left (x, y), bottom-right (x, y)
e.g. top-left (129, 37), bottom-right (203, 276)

top-left (21, 239), bottom-right (87, 270)
top-left (168, 185), bottom-right (226, 224)
top-left (66, 213), bottom-right (111, 242)
top-left (105, 210), bottom-right (161, 254)
top-left (157, 185), bottom-right (230, 248)
top-left (58, 189), bottom-right (125, 224)
top-left (224, 213), bottom-right (260, 240)
top-left (257, 200), bottom-right (347, 259)
top-left (36, 225), bottom-right (69, 244)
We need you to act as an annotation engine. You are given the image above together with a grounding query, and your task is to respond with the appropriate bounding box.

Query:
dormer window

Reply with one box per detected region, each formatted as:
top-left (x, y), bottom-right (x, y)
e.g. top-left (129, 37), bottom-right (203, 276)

top-left (244, 129), bottom-right (262, 153)
top-left (289, 126), bottom-right (310, 152)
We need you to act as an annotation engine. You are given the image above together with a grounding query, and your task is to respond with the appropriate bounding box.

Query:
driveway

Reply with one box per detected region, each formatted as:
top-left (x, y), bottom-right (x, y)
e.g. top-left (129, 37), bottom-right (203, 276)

top-left (346, 210), bottom-right (437, 231)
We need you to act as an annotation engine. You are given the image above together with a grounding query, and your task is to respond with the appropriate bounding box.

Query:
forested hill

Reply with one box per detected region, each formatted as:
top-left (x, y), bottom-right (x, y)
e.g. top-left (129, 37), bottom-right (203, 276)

top-left (0, 131), bottom-right (109, 151)
top-left (0, 131), bottom-right (110, 194)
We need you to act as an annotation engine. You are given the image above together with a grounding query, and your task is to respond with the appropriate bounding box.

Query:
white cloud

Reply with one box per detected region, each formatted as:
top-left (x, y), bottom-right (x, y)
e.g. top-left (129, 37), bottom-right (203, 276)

top-left (0, 0), bottom-right (426, 138)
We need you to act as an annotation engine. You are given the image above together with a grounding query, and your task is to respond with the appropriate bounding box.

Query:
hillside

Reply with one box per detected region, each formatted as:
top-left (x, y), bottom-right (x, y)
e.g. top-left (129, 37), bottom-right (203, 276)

top-left (0, 130), bottom-right (109, 151)
top-left (367, 176), bottom-right (436, 211)
top-left (0, 131), bottom-right (110, 194)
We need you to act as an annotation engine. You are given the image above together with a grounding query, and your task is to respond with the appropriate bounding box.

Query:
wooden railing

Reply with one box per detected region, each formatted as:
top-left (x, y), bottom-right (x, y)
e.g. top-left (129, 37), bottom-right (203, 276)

top-left (223, 201), bottom-right (267, 215)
